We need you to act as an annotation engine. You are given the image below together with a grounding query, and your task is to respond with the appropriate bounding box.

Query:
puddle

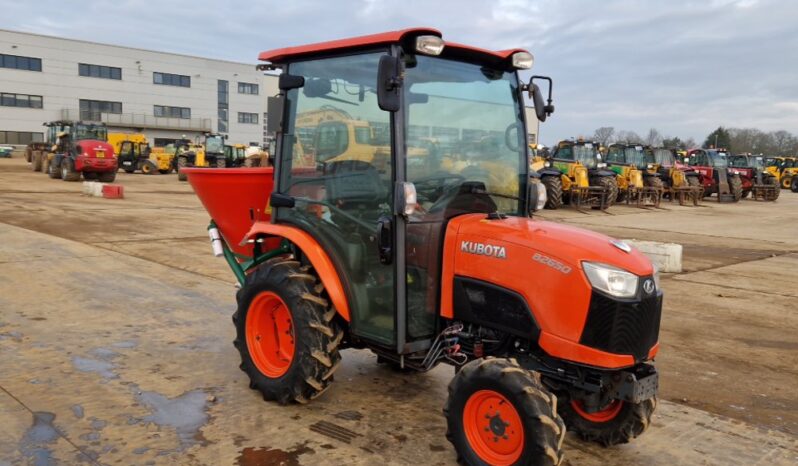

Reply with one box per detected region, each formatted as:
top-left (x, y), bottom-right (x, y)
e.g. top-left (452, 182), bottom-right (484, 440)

top-left (136, 389), bottom-right (209, 448)
top-left (71, 356), bottom-right (117, 380)
top-left (71, 405), bottom-right (84, 419)
top-left (236, 443), bottom-right (314, 466)
top-left (19, 412), bottom-right (59, 466)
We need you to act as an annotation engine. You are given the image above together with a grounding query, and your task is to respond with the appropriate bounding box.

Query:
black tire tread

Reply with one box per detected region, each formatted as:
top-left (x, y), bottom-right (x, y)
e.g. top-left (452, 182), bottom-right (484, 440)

top-left (541, 176), bottom-right (563, 210)
top-left (591, 176), bottom-right (618, 208)
top-left (729, 174), bottom-right (743, 201)
top-left (558, 394), bottom-right (656, 447)
top-left (233, 256), bottom-right (344, 405)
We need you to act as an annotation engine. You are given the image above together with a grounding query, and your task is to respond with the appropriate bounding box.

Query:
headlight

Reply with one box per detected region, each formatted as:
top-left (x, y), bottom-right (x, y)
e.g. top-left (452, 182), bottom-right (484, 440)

top-left (647, 163), bottom-right (654, 169)
top-left (597, 162), bottom-right (607, 168)
top-left (415, 35), bottom-right (445, 55)
top-left (544, 161), bottom-right (551, 167)
top-left (512, 52), bottom-right (534, 69)
top-left (535, 180), bottom-right (547, 210)
top-left (582, 262), bottom-right (639, 298)
top-left (652, 263), bottom-right (661, 291)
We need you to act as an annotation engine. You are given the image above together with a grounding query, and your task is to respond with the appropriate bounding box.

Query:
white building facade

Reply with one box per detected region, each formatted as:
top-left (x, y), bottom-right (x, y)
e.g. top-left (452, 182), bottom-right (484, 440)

top-left (0, 29), bottom-right (278, 147)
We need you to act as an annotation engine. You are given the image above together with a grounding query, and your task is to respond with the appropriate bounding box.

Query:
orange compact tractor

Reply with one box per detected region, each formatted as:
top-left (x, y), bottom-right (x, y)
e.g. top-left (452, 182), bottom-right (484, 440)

top-left (184, 29), bottom-right (662, 465)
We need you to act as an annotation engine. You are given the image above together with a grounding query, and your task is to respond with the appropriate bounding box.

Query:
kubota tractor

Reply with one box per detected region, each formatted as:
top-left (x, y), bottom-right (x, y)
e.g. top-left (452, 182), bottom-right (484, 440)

top-left (534, 139), bottom-right (616, 210)
top-left (686, 148), bottom-right (743, 202)
top-left (36, 121), bottom-right (117, 182)
top-left (605, 143), bottom-right (662, 207)
top-left (183, 29), bottom-right (662, 465)
top-left (645, 147), bottom-right (703, 205)
top-left (729, 154), bottom-right (780, 201)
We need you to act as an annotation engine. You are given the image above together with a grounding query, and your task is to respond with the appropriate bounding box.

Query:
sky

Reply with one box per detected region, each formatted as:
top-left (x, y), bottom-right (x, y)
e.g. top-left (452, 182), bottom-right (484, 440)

top-left (2, 0), bottom-right (797, 146)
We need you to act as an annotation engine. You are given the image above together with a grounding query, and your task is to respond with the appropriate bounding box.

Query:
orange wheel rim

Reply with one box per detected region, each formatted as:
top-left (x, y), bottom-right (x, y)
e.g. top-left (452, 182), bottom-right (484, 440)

top-left (463, 390), bottom-right (524, 465)
top-left (245, 291), bottom-right (294, 378)
top-left (571, 399), bottom-right (623, 423)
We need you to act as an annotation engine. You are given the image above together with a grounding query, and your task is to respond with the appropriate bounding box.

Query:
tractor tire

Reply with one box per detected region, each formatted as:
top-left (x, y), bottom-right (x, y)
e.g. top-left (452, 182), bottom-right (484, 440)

top-left (791, 176), bottom-right (798, 193)
top-left (741, 189), bottom-right (750, 198)
top-left (158, 169), bottom-right (171, 174)
top-left (61, 158), bottom-right (81, 182)
top-left (123, 166), bottom-right (136, 174)
top-left (177, 156), bottom-right (188, 181)
top-left (591, 176), bottom-right (618, 208)
top-left (444, 357), bottom-right (565, 466)
top-left (98, 171), bottom-right (116, 183)
top-left (233, 256), bottom-right (344, 405)
top-left (32, 151), bottom-right (43, 172)
top-left (729, 175), bottom-right (743, 202)
top-left (782, 176), bottom-right (792, 190)
top-left (216, 158), bottom-right (227, 168)
top-left (47, 158), bottom-right (61, 179)
top-left (644, 176), bottom-right (664, 191)
top-left (83, 172), bottom-right (98, 181)
top-left (541, 176), bottom-right (563, 210)
top-left (24, 146), bottom-right (33, 164)
top-left (141, 160), bottom-right (157, 175)
top-left (557, 394), bottom-right (656, 447)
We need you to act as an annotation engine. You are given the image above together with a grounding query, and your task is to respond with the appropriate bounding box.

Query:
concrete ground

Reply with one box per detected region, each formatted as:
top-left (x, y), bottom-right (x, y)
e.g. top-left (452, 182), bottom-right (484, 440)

top-left (0, 155), bottom-right (796, 465)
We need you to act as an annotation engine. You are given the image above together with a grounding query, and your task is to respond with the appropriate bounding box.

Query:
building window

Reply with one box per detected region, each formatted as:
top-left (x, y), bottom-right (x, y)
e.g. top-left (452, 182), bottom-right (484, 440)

top-left (238, 112), bottom-right (258, 124)
top-left (79, 63), bottom-right (121, 80)
top-left (0, 93), bottom-right (43, 109)
top-left (0, 54), bottom-right (42, 72)
top-left (79, 99), bottom-right (122, 120)
top-left (153, 72), bottom-right (190, 87)
top-left (238, 82), bottom-right (259, 95)
top-left (0, 131), bottom-right (44, 144)
top-left (218, 80), bottom-right (229, 133)
top-left (154, 105), bottom-right (191, 119)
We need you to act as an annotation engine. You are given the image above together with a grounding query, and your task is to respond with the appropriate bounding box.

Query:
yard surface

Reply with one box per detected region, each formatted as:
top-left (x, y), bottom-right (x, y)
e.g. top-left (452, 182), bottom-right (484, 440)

top-left (1, 156), bottom-right (796, 465)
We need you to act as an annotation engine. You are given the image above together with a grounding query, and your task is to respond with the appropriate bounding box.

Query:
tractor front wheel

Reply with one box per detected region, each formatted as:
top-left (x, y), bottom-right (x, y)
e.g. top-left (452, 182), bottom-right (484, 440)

top-left (32, 151), bottom-right (43, 172)
top-left (557, 394), bottom-right (656, 447)
top-left (61, 158), bottom-right (81, 181)
top-left (729, 175), bottom-right (743, 202)
top-left (791, 176), bottom-right (798, 193)
top-left (445, 357), bottom-right (565, 466)
top-left (215, 158), bottom-right (227, 168)
top-left (591, 176), bottom-right (618, 208)
top-left (47, 158), bottom-right (61, 179)
top-left (98, 171), bottom-right (116, 183)
top-left (141, 160), bottom-right (157, 175)
top-left (234, 256), bottom-right (344, 405)
top-left (541, 176), bottom-right (563, 210)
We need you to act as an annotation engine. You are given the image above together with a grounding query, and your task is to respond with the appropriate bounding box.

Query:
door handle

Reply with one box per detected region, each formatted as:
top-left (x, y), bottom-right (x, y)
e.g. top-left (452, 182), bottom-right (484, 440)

top-left (376, 216), bottom-right (393, 265)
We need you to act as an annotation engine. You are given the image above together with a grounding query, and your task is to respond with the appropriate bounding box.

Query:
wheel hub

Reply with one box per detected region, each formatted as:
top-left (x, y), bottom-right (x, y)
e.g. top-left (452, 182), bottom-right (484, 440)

top-left (463, 390), bottom-right (524, 465)
top-left (245, 291), bottom-right (294, 378)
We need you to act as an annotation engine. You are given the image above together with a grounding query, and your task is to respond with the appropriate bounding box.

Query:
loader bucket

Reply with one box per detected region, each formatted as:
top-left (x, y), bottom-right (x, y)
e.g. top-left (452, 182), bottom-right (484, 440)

top-left (182, 168), bottom-right (275, 256)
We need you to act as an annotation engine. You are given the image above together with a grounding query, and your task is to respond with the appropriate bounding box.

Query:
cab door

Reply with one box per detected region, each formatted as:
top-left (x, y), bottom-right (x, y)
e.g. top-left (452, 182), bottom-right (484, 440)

top-left (275, 52), bottom-right (398, 346)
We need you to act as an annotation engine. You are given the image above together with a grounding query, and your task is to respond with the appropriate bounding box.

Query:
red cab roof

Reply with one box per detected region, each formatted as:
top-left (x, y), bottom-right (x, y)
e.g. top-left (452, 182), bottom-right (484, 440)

top-left (258, 27), bottom-right (530, 67)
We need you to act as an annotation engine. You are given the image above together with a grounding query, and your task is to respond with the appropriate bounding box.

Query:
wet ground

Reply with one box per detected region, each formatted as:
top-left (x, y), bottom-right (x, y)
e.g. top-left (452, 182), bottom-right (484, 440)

top-left (1, 156), bottom-right (797, 465)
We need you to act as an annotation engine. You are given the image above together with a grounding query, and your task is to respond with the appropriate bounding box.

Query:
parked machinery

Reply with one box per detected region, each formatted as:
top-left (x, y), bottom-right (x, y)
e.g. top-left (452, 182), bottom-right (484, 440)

top-left (32, 121), bottom-right (117, 182)
top-left (176, 133), bottom-right (227, 181)
top-left (729, 154), bottom-right (780, 201)
top-left (224, 144), bottom-right (248, 167)
top-left (534, 139), bottom-right (616, 210)
top-left (645, 147), bottom-right (703, 205)
top-left (182, 28), bottom-right (663, 465)
top-left (110, 133), bottom-right (173, 175)
top-left (686, 148), bottom-right (743, 202)
top-left (768, 156), bottom-right (798, 191)
top-left (605, 143), bottom-right (662, 207)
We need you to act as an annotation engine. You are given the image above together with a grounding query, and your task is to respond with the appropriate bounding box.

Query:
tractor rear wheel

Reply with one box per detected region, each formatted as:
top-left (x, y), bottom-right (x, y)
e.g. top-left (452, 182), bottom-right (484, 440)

top-left (557, 394), bottom-right (656, 447)
top-left (98, 171), bottom-right (116, 183)
top-left (141, 160), bottom-right (157, 175)
top-left (32, 151), bottom-right (43, 172)
top-left (541, 176), bottom-right (563, 210)
top-left (216, 158), bottom-right (227, 168)
top-left (591, 176), bottom-right (618, 208)
top-left (782, 176), bottom-right (792, 190)
top-left (234, 256), bottom-right (344, 405)
top-left (729, 175), bottom-right (743, 202)
top-left (444, 357), bottom-right (565, 466)
top-left (177, 156), bottom-right (188, 181)
top-left (47, 158), bottom-right (61, 179)
top-left (61, 158), bottom-right (81, 181)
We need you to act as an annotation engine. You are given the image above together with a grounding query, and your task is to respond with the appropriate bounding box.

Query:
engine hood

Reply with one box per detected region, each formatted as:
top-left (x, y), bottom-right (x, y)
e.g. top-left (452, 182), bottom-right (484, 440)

top-left (452, 214), bottom-right (653, 277)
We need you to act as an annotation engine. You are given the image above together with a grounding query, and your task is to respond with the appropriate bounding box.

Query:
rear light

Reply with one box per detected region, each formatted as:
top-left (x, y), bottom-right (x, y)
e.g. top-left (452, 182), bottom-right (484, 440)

top-left (415, 36), bottom-right (444, 55)
top-left (512, 52), bottom-right (534, 69)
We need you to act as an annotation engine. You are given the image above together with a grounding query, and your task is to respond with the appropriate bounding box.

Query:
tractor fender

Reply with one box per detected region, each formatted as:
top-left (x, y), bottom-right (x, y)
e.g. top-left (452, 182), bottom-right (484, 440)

top-left (537, 168), bottom-right (561, 178)
top-left (242, 222), bottom-right (351, 322)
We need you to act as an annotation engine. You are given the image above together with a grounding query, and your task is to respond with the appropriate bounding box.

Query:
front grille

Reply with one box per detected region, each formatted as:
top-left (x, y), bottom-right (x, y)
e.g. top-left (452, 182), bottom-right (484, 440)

top-left (579, 290), bottom-right (662, 362)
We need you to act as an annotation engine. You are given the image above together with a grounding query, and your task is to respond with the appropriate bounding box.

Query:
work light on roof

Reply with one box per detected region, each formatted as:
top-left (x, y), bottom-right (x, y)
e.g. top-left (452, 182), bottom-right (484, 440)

top-left (415, 35), bottom-right (445, 55)
top-left (512, 52), bottom-right (534, 69)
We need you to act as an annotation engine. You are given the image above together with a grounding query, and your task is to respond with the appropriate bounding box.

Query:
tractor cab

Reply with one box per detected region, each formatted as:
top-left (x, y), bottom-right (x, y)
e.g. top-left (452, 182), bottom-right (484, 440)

top-left (182, 28), bottom-right (663, 463)
top-left (605, 143), bottom-right (662, 205)
top-left (542, 139), bottom-right (617, 209)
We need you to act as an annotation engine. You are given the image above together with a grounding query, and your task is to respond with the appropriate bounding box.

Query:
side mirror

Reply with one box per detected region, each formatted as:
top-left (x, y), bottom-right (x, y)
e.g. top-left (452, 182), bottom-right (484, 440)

top-left (684, 157), bottom-right (690, 164)
top-left (527, 177), bottom-right (546, 214)
top-left (266, 96), bottom-right (283, 134)
top-left (377, 55), bottom-right (401, 112)
top-left (528, 75), bottom-right (555, 122)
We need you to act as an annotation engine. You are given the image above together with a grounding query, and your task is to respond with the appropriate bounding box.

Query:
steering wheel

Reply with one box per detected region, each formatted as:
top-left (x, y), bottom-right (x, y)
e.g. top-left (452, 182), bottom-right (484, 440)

top-left (505, 122), bottom-right (522, 152)
top-left (411, 172), bottom-right (465, 206)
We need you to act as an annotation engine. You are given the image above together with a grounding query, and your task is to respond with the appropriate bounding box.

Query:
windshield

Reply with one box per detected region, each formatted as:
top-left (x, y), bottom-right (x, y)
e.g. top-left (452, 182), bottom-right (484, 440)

top-left (624, 147), bottom-right (647, 167)
top-left (404, 56), bottom-right (526, 215)
top-left (554, 143), bottom-right (598, 168)
top-left (73, 124), bottom-right (107, 141)
top-left (653, 149), bottom-right (674, 166)
top-left (206, 136), bottom-right (224, 154)
top-left (730, 156), bottom-right (751, 168)
top-left (712, 151), bottom-right (729, 168)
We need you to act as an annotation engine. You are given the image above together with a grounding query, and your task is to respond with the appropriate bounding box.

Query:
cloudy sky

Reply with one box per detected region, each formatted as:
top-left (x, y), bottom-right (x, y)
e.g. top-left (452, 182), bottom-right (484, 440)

top-left (2, 0), bottom-right (796, 145)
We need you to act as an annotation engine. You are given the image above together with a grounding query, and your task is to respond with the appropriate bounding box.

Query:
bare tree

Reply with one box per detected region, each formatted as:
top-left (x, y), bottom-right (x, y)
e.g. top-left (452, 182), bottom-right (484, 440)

top-left (645, 128), bottom-right (663, 146)
top-left (615, 130), bottom-right (644, 144)
top-left (592, 127), bottom-right (615, 146)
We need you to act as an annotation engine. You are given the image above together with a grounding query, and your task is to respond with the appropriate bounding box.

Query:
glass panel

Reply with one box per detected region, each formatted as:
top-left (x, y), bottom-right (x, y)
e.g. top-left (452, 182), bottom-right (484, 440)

top-left (1, 93), bottom-right (14, 106)
top-left (15, 95), bottom-right (29, 108)
top-left (79, 63), bottom-right (88, 76)
top-left (181, 76), bottom-right (190, 87)
top-left (278, 52), bottom-right (395, 344)
top-left (32, 132), bottom-right (43, 142)
top-left (17, 57), bottom-right (29, 70)
top-left (4, 55), bottom-right (16, 69)
top-left (153, 72), bottom-right (162, 84)
top-left (181, 108), bottom-right (190, 119)
top-left (0, 132), bottom-right (5, 144)
top-left (402, 55), bottom-right (526, 339)
top-left (111, 67), bottom-right (121, 79)
top-left (30, 58), bottom-right (42, 71)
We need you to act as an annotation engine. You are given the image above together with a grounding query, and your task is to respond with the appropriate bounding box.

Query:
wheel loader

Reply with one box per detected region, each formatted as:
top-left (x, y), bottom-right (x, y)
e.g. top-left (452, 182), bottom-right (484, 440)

top-left (176, 133), bottom-right (227, 181)
top-left (110, 133), bottom-right (173, 175)
top-left (686, 148), bottom-right (743, 202)
top-left (645, 147), bottom-right (703, 205)
top-left (182, 28), bottom-right (662, 465)
top-left (729, 154), bottom-right (779, 201)
top-left (605, 143), bottom-right (662, 207)
top-left (30, 120), bottom-right (117, 182)
top-left (770, 156), bottom-right (798, 190)
top-left (533, 139), bottom-right (616, 210)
